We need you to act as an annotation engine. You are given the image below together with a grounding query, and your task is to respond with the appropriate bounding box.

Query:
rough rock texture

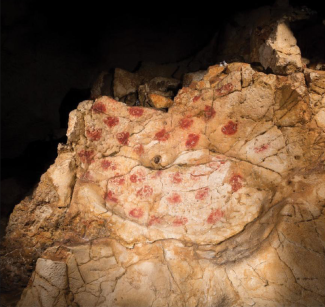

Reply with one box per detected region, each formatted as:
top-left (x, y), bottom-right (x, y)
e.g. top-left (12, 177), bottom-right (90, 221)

top-left (1, 57), bottom-right (325, 306)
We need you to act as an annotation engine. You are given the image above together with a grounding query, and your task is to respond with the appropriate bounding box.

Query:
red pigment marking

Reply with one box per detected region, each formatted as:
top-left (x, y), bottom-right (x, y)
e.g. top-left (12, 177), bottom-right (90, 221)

top-left (86, 128), bottom-right (102, 141)
top-left (179, 117), bottom-right (194, 129)
top-left (130, 174), bottom-right (138, 183)
top-left (129, 208), bottom-right (144, 218)
top-left (203, 105), bottom-right (216, 121)
top-left (134, 144), bottom-right (144, 156)
top-left (116, 132), bottom-right (129, 145)
top-left (254, 144), bottom-right (269, 153)
top-left (151, 170), bottom-right (163, 179)
top-left (221, 121), bottom-right (238, 135)
top-left (195, 188), bottom-right (209, 200)
top-left (117, 178), bottom-right (125, 185)
top-left (229, 174), bottom-right (243, 192)
top-left (154, 129), bottom-right (169, 142)
top-left (193, 95), bottom-right (201, 102)
top-left (215, 83), bottom-right (234, 96)
top-left (167, 193), bottom-right (182, 204)
top-left (92, 102), bottom-right (106, 113)
top-left (104, 116), bottom-right (119, 128)
top-left (101, 160), bottom-right (111, 170)
top-left (207, 209), bottom-right (224, 224)
top-left (109, 177), bottom-right (125, 186)
top-left (173, 216), bottom-right (188, 226)
top-left (78, 150), bottom-right (95, 164)
top-left (136, 185), bottom-right (153, 198)
top-left (170, 172), bottom-right (182, 184)
top-left (190, 173), bottom-right (201, 181)
top-left (105, 191), bottom-right (118, 203)
top-left (128, 107), bottom-right (144, 117)
top-left (186, 133), bottom-right (200, 148)
top-left (148, 215), bottom-right (162, 226)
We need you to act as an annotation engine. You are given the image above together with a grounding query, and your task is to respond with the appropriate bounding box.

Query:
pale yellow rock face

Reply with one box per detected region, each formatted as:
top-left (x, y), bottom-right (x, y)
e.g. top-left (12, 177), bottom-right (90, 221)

top-left (3, 63), bottom-right (325, 307)
top-left (259, 22), bottom-right (303, 74)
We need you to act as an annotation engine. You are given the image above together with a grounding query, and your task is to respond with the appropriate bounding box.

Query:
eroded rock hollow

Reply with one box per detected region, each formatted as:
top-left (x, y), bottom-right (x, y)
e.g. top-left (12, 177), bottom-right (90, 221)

top-left (1, 4), bottom-right (325, 307)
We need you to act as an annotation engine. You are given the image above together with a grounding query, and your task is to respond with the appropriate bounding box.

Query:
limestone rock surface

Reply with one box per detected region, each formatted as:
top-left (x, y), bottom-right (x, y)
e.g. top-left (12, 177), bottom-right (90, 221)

top-left (1, 61), bottom-right (325, 307)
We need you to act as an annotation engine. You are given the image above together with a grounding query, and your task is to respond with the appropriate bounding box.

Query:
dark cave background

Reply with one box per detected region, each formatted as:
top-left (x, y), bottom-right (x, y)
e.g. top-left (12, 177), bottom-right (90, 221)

top-left (1, 0), bottom-right (324, 233)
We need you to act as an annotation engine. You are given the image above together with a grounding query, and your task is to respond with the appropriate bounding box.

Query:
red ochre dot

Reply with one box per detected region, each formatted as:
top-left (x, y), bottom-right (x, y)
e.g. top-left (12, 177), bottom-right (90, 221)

top-left (105, 191), bottom-right (118, 203)
top-left (101, 160), bottom-right (111, 170)
top-left (86, 128), bottom-right (102, 141)
top-left (92, 102), bottom-right (106, 113)
top-left (130, 174), bottom-right (137, 183)
top-left (221, 121), bottom-right (238, 135)
top-left (104, 116), bottom-right (119, 128)
top-left (129, 208), bottom-right (144, 218)
top-left (179, 117), bottom-right (194, 129)
top-left (154, 129), bottom-right (169, 142)
top-left (254, 144), bottom-right (269, 153)
top-left (173, 216), bottom-right (188, 226)
top-left (203, 105), bottom-right (216, 121)
top-left (207, 209), bottom-right (224, 224)
top-left (195, 188), bottom-right (209, 200)
top-left (167, 193), bottom-right (182, 204)
top-left (116, 132), bottom-right (129, 145)
top-left (186, 134), bottom-right (200, 148)
top-left (193, 95), bottom-right (201, 102)
top-left (148, 215), bottom-right (162, 226)
top-left (78, 150), bottom-right (95, 164)
top-left (170, 172), bottom-right (182, 184)
top-left (136, 185), bottom-right (153, 198)
top-left (229, 174), bottom-right (243, 192)
top-left (134, 144), bottom-right (144, 156)
top-left (215, 83), bottom-right (234, 96)
top-left (128, 107), bottom-right (144, 117)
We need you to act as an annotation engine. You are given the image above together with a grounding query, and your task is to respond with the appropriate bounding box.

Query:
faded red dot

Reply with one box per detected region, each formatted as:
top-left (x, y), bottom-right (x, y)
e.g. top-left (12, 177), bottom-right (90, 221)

top-left (118, 178), bottom-right (125, 185)
top-left (167, 193), bottom-right (182, 204)
top-left (129, 208), bottom-right (144, 218)
top-left (203, 105), bottom-right (216, 121)
top-left (254, 144), bottom-right (269, 153)
top-left (170, 172), bottom-right (182, 184)
top-left (179, 117), bottom-right (194, 129)
top-left (221, 121), bottom-right (238, 135)
top-left (151, 170), bottom-right (163, 179)
top-left (229, 174), bottom-right (243, 192)
top-left (134, 144), bottom-right (144, 156)
top-left (173, 216), bottom-right (188, 226)
top-left (92, 102), bottom-right (106, 113)
top-left (130, 174), bottom-right (137, 183)
top-left (207, 209), bottom-right (224, 224)
top-left (86, 128), bottom-right (102, 141)
top-left (154, 129), bottom-right (169, 142)
top-left (116, 132), bottom-right (129, 145)
top-left (148, 215), bottom-right (162, 226)
top-left (136, 185), bottom-right (153, 198)
top-left (195, 188), bottom-right (209, 200)
top-left (78, 150), bottom-right (95, 164)
top-left (186, 134), bottom-right (200, 148)
top-left (128, 107), bottom-right (144, 117)
top-left (215, 83), bottom-right (234, 96)
top-left (193, 95), bottom-right (201, 102)
top-left (101, 160), bottom-right (111, 170)
top-left (105, 191), bottom-right (118, 203)
top-left (104, 116), bottom-right (119, 128)
top-left (109, 177), bottom-right (125, 186)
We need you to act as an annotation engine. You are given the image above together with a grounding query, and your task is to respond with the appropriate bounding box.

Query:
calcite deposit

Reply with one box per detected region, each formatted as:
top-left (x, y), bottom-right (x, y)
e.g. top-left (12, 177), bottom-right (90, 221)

top-left (1, 15), bottom-right (325, 305)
